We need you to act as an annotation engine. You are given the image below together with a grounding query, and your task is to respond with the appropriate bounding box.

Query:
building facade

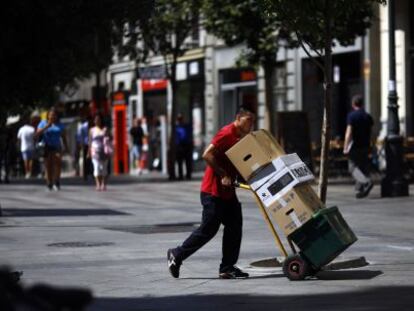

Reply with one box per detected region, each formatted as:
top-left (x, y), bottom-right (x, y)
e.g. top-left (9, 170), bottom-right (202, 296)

top-left (103, 1), bottom-right (413, 174)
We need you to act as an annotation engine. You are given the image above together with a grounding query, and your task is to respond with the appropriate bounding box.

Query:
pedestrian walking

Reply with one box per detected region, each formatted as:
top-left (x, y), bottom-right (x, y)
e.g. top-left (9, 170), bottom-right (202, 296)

top-left (36, 108), bottom-right (69, 191)
top-left (175, 114), bottom-right (192, 180)
top-left (30, 111), bottom-right (42, 178)
top-left (167, 106), bottom-right (255, 279)
top-left (17, 116), bottom-right (35, 178)
top-left (88, 114), bottom-right (110, 191)
top-left (343, 94), bottom-right (374, 198)
top-left (0, 117), bottom-right (12, 184)
top-left (129, 118), bottom-right (145, 175)
top-left (146, 115), bottom-right (162, 171)
top-left (77, 115), bottom-right (92, 180)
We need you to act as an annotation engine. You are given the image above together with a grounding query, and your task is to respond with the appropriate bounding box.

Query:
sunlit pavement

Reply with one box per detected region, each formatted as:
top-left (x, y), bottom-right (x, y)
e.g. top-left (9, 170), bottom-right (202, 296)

top-left (1, 176), bottom-right (413, 310)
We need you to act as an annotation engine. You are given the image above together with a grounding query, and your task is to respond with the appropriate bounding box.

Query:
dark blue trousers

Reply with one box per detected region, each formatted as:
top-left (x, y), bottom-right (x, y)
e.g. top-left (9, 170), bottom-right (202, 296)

top-left (173, 192), bottom-right (243, 272)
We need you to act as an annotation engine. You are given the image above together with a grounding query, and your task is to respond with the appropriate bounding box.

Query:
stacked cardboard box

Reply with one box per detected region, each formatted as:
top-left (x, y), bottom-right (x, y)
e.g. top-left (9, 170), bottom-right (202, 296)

top-left (226, 129), bottom-right (325, 236)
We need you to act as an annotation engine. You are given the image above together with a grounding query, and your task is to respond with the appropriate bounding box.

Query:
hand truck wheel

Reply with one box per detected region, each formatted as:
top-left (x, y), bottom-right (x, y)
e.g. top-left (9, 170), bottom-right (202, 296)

top-left (283, 254), bottom-right (311, 281)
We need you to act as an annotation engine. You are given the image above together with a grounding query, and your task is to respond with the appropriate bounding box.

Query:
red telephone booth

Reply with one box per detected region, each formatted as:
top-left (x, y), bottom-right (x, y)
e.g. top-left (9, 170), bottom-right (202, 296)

top-left (111, 91), bottom-right (129, 174)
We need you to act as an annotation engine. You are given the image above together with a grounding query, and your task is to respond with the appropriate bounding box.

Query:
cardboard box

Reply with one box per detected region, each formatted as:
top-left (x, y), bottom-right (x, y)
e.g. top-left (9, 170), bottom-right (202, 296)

top-left (253, 158), bottom-right (314, 208)
top-left (226, 129), bottom-right (320, 236)
top-left (225, 129), bottom-right (285, 180)
top-left (266, 184), bottom-right (324, 236)
top-left (248, 153), bottom-right (314, 191)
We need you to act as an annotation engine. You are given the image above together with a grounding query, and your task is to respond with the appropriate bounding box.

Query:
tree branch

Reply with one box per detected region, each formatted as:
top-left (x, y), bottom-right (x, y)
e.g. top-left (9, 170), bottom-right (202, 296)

top-left (274, 1), bottom-right (324, 71)
top-left (296, 31), bottom-right (325, 72)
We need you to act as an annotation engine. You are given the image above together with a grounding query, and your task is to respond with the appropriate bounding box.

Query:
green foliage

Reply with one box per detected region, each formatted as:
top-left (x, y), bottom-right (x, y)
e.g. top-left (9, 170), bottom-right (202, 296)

top-left (130, 0), bottom-right (200, 76)
top-left (268, 0), bottom-right (386, 53)
top-left (265, 0), bottom-right (387, 202)
top-left (203, 0), bottom-right (284, 66)
top-left (122, 0), bottom-right (200, 179)
top-left (0, 0), bottom-right (153, 116)
top-left (117, 0), bottom-right (199, 72)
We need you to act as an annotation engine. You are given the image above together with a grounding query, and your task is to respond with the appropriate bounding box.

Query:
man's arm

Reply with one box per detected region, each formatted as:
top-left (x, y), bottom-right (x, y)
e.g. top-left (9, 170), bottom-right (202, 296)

top-left (202, 144), bottom-right (232, 186)
top-left (17, 130), bottom-right (21, 149)
top-left (61, 128), bottom-right (69, 153)
top-left (343, 125), bottom-right (353, 154)
top-left (35, 122), bottom-right (50, 138)
top-left (87, 129), bottom-right (93, 158)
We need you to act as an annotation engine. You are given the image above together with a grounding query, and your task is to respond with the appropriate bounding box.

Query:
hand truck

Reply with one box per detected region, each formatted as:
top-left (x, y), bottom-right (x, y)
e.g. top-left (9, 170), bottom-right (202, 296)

top-left (235, 182), bottom-right (357, 281)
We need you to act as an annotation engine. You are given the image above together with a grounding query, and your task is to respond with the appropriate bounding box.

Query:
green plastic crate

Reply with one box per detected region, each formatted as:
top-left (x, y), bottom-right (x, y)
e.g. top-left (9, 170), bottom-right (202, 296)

top-left (288, 206), bottom-right (357, 268)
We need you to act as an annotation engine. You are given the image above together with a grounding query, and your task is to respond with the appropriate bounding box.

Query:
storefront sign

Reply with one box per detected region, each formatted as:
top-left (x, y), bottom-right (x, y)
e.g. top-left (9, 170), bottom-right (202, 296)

top-left (221, 68), bottom-right (257, 84)
top-left (240, 70), bottom-right (256, 81)
top-left (141, 79), bottom-right (168, 92)
top-left (138, 65), bottom-right (167, 79)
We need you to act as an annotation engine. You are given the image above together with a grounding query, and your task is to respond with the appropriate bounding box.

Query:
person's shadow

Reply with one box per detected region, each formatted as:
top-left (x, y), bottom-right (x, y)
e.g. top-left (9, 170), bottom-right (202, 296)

top-left (180, 269), bottom-right (382, 281)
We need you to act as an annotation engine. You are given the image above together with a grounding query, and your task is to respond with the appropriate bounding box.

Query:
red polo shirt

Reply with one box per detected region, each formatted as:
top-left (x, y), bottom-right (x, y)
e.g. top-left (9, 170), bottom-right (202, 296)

top-left (200, 123), bottom-right (240, 199)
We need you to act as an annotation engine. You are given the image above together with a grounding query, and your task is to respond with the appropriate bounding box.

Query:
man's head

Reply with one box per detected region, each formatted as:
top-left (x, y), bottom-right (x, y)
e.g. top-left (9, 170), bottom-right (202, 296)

top-left (234, 106), bottom-right (255, 137)
top-left (133, 117), bottom-right (142, 127)
top-left (176, 113), bottom-right (184, 125)
top-left (352, 94), bottom-right (364, 109)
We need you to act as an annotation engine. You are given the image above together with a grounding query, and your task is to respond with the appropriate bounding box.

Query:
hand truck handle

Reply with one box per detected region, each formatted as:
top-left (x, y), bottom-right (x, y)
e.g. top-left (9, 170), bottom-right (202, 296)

top-left (233, 181), bottom-right (251, 190)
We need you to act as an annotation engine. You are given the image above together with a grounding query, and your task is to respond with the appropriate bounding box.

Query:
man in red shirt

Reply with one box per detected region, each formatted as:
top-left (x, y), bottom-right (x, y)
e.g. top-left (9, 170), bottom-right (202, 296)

top-left (167, 107), bottom-right (255, 279)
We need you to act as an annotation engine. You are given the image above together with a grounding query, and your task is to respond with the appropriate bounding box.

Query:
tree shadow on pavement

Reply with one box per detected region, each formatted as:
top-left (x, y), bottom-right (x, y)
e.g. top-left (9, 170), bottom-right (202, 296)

top-left (183, 269), bottom-right (382, 281)
top-left (89, 285), bottom-right (414, 311)
top-left (1, 208), bottom-right (130, 217)
top-left (181, 273), bottom-right (286, 281)
top-left (5, 174), bottom-right (200, 186)
top-left (315, 269), bottom-right (383, 280)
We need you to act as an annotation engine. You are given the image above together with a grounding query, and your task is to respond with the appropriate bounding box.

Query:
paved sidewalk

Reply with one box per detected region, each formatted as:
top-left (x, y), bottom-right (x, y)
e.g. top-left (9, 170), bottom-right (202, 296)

top-left (1, 177), bottom-right (414, 310)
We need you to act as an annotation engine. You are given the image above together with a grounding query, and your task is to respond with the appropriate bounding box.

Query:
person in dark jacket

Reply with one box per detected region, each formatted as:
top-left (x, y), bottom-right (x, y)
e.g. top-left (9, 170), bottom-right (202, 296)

top-left (130, 118), bottom-right (145, 175)
top-left (0, 117), bottom-right (12, 183)
top-left (343, 94), bottom-right (374, 198)
top-left (175, 114), bottom-right (193, 180)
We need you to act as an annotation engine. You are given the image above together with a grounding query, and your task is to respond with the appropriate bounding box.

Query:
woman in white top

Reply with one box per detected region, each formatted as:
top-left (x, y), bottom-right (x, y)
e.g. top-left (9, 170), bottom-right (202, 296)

top-left (17, 118), bottom-right (35, 178)
top-left (88, 114), bottom-right (109, 191)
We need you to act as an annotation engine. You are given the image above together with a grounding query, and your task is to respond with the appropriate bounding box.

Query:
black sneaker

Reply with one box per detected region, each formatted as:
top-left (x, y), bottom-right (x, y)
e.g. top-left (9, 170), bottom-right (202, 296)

top-left (356, 181), bottom-right (373, 199)
top-left (167, 249), bottom-right (181, 278)
top-left (219, 266), bottom-right (249, 279)
top-left (355, 191), bottom-right (364, 199)
top-left (54, 181), bottom-right (61, 191)
top-left (364, 181), bottom-right (374, 195)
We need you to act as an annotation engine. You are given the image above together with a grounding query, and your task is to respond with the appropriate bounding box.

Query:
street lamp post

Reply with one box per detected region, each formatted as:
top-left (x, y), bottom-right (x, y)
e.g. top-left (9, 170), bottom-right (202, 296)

top-left (381, 0), bottom-right (409, 197)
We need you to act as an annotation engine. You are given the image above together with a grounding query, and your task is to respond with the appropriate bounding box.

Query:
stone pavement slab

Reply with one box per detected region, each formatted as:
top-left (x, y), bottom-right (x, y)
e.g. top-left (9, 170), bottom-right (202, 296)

top-left (1, 178), bottom-right (414, 310)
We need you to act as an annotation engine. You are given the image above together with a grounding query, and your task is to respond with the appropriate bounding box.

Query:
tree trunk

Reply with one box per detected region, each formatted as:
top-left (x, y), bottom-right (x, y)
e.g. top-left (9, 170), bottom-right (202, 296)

top-left (263, 62), bottom-right (275, 134)
top-left (167, 61), bottom-right (178, 180)
top-left (94, 32), bottom-right (102, 113)
top-left (95, 70), bottom-right (101, 112)
top-left (318, 3), bottom-right (333, 204)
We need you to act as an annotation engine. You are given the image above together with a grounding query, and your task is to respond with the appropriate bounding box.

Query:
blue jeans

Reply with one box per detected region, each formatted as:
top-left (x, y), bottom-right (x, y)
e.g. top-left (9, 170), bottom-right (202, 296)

top-left (132, 144), bottom-right (142, 160)
top-left (173, 192), bottom-right (243, 272)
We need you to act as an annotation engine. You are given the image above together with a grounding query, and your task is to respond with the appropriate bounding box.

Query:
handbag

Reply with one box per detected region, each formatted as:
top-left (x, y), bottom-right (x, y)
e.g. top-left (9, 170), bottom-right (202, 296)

top-left (35, 141), bottom-right (45, 157)
top-left (103, 137), bottom-right (113, 156)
